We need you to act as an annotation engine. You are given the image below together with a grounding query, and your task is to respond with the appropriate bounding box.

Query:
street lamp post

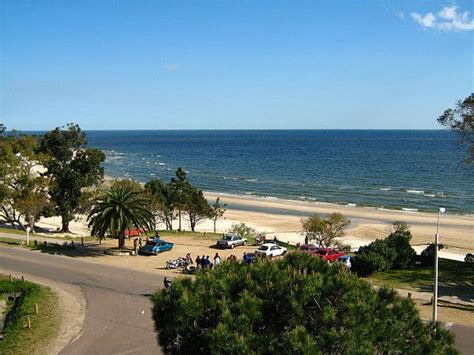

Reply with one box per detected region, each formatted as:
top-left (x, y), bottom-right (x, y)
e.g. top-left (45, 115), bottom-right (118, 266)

top-left (432, 207), bottom-right (446, 324)
top-left (26, 226), bottom-right (31, 247)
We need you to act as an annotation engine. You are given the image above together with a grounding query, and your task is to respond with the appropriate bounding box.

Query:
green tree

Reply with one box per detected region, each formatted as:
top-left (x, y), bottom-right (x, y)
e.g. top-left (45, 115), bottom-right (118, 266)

top-left (185, 187), bottom-right (210, 232)
top-left (0, 134), bottom-right (51, 231)
top-left (438, 93), bottom-right (474, 164)
top-left (39, 124), bottom-right (105, 232)
top-left (170, 167), bottom-right (188, 231)
top-left (145, 179), bottom-right (176, 230)
top-left (151, 253), bottom-right (456, 354)
top-left (302, 213), bottom-right (350, 248)
top-left (354, 224), bottom-right (416, 276)
top-left (209, 197), bottom-right (226, 233)
top-left (87, 184), bottom-right (154, 249)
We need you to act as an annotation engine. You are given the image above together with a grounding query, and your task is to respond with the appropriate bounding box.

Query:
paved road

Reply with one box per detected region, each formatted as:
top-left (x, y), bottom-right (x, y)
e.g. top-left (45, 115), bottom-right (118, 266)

top-left (0, 246), bottom-right (163, 354)
top-left (1, 245), bottom-right (473, 354)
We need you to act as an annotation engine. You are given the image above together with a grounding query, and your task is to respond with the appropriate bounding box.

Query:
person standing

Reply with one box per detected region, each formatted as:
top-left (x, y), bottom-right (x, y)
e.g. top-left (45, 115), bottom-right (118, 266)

top-left (214, 253), bottom-right (221, 267)
top-left (134, 237), bottom-right (139, 256)
top-left (195, 255), bottom-right (201, 269)
top-left (304, 235), bottom-right (309, 245)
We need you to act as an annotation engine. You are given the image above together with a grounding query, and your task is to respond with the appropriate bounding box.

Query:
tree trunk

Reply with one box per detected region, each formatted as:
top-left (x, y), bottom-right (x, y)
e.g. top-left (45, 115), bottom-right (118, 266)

top-left (213, 218), bottom-right (217, 233)
top-left (178, 208), bottom-right (182, 231)
top-left (60, 210), bottom-right (71, 233)
top-left (118, 233), bottom-right (126, 249)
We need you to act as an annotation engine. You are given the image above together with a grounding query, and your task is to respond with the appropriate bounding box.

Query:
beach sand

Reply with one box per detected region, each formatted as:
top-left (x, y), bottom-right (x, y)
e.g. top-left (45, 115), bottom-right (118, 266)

top-left (33, 190), bottom-right (473, 260)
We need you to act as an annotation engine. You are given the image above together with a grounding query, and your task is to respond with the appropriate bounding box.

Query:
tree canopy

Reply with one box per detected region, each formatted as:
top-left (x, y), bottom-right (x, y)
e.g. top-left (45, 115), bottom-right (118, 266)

top-left (39, 123), bottom-right (105, 232)
top-left (438, 93), bottom-right (474, 165)
top-left (88, 183), bottom-right (154, 248)
top-left (152, 253), bottom-right (456, 354)
top-left (302, 213), bottom-right (350, 248)
top-left (0, 133), bottom-right (51, 231)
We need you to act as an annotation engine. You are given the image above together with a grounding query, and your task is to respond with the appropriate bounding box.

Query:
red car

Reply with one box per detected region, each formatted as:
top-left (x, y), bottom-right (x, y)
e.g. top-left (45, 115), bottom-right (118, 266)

top-left (313, 248), bottom-right (345, 263)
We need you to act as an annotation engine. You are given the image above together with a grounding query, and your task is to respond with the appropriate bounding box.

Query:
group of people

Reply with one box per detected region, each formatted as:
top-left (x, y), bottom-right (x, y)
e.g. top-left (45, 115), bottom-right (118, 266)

top-left (193, 253), bottom-right (222, 270)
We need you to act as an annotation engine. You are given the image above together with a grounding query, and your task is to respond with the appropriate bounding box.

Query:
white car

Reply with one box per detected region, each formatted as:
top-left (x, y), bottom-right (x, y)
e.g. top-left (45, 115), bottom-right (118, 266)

top-left (256, 243), bottom-right (287, 257)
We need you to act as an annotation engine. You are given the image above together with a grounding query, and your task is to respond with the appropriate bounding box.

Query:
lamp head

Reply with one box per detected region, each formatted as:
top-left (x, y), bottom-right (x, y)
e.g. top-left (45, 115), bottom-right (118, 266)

top-left (26, 226), bottom-right (31, 232)
top-left (439, 207), bottom-right (446, 214)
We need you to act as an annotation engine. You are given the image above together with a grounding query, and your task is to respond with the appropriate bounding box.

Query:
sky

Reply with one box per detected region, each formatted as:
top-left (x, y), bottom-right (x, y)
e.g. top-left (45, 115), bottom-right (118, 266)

top-left (0, 0), bottom-right (473, 130)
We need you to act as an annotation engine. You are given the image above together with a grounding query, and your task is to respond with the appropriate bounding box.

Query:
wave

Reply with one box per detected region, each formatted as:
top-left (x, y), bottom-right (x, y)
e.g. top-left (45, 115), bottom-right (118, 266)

top-left (402, 208), bottom-right (418, 212)
top-left (245, 178), bottom-right (258, 182)
top-left (406, 190), bottom-right (424, 194)
top-left (379, 187), bottom-right (391, 191)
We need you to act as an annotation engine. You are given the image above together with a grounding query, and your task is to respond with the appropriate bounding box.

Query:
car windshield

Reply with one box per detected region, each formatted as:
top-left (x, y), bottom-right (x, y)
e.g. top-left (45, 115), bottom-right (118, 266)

top-left (315, 250), bottom-right (327, 255)
top-left (300, 246), bottom-right (312, 251)
top-left (146, 241), bottom-right (157, 246)
top-left (223, 236), bottom-right (233, 241)
top-left (258, 246), bottom-right (269, 251)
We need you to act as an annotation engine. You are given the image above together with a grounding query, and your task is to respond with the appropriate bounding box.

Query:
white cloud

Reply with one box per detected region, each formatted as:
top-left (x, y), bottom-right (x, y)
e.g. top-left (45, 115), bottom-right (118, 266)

top-left (411, 12), bottom-right (436, 27)
top-left (410, 5), bottom-right (474, 31)
top-left (163, 63), bottom-right (179, 71)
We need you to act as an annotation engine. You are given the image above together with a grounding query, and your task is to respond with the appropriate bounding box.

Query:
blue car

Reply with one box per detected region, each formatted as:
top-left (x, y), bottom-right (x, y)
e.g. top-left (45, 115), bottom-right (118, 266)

top-left (139, 238), bottom-right (174, 255)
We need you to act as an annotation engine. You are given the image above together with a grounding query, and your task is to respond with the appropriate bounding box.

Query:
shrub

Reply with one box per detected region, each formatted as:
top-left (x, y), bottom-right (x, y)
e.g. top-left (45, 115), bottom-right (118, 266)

top-left (355, 228), bottom-right (417, 275)
top-left (352, 252), bottom-right (391, 276)
top-left (227, 223), bottom-right (260, 239)
top-left (420, 243), bottom-right (446, 267)
top-left (465, 253), bottom-right (474, 264)
top-left (151, 253), bottom-right (456, 354)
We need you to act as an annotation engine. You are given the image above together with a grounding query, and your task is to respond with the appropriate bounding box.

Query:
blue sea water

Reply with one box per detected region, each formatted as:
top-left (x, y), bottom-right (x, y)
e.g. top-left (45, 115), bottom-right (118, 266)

top-left (85, 130), bottom-right (474, 214)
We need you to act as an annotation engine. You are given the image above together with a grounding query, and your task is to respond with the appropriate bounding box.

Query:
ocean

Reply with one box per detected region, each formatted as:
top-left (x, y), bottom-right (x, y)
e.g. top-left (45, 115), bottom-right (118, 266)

top-left (85, 130), bottom-right (474, 215)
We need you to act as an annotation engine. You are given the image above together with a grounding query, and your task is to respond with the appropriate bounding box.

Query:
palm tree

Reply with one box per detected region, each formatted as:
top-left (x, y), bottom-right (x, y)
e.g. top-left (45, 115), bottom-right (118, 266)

top-left (88, 184), bottom-right (154, 249)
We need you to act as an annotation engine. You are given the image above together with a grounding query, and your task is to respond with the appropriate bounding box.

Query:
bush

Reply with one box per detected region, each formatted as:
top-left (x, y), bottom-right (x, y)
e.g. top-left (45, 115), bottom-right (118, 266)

top-left (151, 253), bottom-right (456, 354)
top-left (465, 253), bottom-right (474, 264)
top-left (420, 243), bottom-right (446, 267)
top-left (227, 223), bottom-right (261, 240)
top-left (354, 229), bottom-right (417, 276)
top-left (352, 252), bottom-right (391, 276)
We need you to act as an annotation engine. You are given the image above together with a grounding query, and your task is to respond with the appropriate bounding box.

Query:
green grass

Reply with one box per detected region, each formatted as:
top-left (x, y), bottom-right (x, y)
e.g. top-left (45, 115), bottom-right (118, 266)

top-left (0, 237), bottom-right (24, 246)
top-left (148, 230), bottom-right (224, 240)
top-left (0, 227), bottom-right (40, 237)
top-left (367, 259), bottom-right (474, 294)
top-left (0, 275), bottom-right (60, 355)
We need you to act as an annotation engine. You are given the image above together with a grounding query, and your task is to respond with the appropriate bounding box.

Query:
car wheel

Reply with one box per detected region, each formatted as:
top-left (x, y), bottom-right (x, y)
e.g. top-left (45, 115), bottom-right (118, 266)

top-left (243, 241), bottom-right (247, 245)
top-left (231, 244), bottom-right (235, 249)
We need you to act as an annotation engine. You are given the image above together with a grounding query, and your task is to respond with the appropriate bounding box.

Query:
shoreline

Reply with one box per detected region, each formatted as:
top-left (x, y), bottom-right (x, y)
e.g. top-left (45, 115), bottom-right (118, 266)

top-left (204, 190), bottom-right (474, 217)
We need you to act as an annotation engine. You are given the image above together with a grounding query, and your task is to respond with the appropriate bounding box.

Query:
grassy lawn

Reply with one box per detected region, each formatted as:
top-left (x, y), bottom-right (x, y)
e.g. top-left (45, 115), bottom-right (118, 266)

top-left (0, 227), bottom-right (40, 237)
top-left (366, 259), bottom-right (474, 296)
top-left (0, 237), bottom-right (24, 246)
top-left (0, 275), bottom-right (60, 354)
top-left (150, 230), bottom-right (224, 240)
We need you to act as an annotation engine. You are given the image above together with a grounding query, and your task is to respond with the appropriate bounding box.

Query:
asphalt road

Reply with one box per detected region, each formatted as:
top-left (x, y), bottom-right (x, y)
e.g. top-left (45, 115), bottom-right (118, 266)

top-left (0, 246), bottom-right (163, 354)
top-left (1, 245), bottom-right (473, 354)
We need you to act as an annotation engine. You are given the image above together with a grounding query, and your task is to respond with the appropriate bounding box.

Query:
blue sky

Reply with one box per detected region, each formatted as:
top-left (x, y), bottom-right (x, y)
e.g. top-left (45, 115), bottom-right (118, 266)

top-left (1, 0), bottom-right (472, 130)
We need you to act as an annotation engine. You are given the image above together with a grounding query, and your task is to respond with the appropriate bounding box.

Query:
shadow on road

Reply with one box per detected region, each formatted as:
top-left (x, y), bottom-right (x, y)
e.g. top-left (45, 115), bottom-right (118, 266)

top-left (33, 243), bottom-right (107, 258)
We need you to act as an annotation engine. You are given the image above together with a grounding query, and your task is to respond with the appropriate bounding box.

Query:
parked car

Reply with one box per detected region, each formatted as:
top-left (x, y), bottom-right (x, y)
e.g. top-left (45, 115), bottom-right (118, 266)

top-left (256, 243), bottom-right (287, 258)
top-left (337, 255), bottom-right (353, 269)
top-left (313, 248), bottom-right (345, 262)
top-left (216, 234), bottom-right (247, 249)
top-left (139, 238), bottom-right (174, 255)
top-left (298, 244), bottom-right (320, 254)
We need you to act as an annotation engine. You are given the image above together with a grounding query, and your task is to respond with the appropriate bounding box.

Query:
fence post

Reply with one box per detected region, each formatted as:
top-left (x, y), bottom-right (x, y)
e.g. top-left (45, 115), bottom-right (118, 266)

top-left (27, 317), bottom-right (31, 329)
top-left (35, 303), bottom-right (39, 314)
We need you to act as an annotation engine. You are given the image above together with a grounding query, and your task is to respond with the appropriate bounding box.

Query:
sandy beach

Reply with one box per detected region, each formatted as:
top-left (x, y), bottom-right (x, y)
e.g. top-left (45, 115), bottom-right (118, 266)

top-left (33, 188), bottom-right (473, 261)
